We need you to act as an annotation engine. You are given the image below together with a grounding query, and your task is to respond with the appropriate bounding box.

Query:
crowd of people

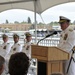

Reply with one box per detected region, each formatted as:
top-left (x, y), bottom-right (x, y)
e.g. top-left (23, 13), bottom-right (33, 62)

top-left (0, 32), bottom-right (33, 59)
top-left (0, 31), bottom-right (35, 75)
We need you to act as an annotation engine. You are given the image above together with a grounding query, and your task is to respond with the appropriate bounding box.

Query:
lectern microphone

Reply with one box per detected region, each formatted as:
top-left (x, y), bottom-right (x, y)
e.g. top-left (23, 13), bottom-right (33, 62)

top-left (37, 31), bottom-right (57, 45)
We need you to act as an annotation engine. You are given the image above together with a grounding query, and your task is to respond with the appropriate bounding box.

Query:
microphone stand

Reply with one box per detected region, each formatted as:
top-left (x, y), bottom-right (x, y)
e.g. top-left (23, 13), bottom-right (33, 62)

top-left (37, 31), bottom-right (57, 45)
top-left (37, 37), bottom-right (46, 45)
top-left (66, 48), bottom-right (75, 74)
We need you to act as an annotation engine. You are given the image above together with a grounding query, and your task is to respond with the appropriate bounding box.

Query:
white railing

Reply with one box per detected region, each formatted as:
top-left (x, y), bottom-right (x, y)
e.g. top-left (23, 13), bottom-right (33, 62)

top-left (31, 37), bottom-right (59, 46)
top-left (0, 36), bottom-right (60, 46)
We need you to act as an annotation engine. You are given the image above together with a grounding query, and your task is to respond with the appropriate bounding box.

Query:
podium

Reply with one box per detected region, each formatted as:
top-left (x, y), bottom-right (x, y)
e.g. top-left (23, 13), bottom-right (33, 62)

top-left (31, 45), bottom-right (70, 75)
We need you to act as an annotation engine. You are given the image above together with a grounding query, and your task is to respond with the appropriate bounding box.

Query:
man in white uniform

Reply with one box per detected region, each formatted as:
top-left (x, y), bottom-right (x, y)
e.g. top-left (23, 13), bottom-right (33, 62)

top-left (22, 32), bottom-right (32, 59)
top-left (5, 34), bottom-right (22, 75)
top-left (58, 16), bottom-right (75, 75)
top-left (0, 34), bottom-right (11, 75)
top-left (22, 32), bottom-right (37, 75)
top-left (9, 34), bottom-right (22, 57)
top-left (0, 34), bottom-right (11, 58)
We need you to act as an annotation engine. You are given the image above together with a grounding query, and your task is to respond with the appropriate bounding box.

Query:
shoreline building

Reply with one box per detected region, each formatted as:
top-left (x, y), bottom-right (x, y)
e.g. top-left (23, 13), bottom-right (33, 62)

top-left (0, 23), bottom-right (31, 31)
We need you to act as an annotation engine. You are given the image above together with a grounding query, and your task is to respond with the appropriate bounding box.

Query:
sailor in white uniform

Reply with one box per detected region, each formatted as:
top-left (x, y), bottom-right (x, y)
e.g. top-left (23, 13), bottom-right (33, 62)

top-left (22, 32), bottom-right (32, 59)
top-left (58, 16), bottom-right (75, 75)
top-left (0, 34), bottom-right (12, 75)
top-left (0, 34), bottom-right (11, 59)
top-left (22, 32), bottom-right (37, 75)
top-left (9, 34), bottom-right (22, 57)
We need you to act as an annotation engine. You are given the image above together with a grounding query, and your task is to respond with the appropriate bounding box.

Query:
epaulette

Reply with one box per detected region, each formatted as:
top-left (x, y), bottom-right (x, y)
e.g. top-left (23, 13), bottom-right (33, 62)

top-left (69, 29), bottom-right (73, 32)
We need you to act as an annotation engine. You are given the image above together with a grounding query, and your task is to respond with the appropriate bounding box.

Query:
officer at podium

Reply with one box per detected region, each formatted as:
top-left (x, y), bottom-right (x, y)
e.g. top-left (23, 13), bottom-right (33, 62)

top-left (58, 16), bottom-right (75, 75)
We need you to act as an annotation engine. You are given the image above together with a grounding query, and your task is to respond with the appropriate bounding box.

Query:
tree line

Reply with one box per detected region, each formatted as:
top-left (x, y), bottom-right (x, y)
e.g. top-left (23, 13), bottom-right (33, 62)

top-left (5, 17), bottom-right (32, 24)
top-left (4, 17), bottom-right (75, 25)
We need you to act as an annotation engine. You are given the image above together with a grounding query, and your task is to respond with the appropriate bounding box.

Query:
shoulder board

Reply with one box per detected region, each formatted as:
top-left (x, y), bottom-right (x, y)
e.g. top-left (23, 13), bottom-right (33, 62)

top-left (69, 29), bottom-right (73, 32)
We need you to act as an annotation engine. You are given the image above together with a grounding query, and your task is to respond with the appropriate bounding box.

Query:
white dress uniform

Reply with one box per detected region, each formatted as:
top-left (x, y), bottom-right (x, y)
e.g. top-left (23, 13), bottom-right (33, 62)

top-left (22, 41), bottom-right (32, 59)
top-left (8, 42), bottom-right (22, 58)
top-left (58, 26), bottom-right (75, 75)
top-left (0, 42), bottom-right (11, 75)
top-left (22, 41), bottom-right (37, 75)
top-left (0, 42), bottom-right (11, 59)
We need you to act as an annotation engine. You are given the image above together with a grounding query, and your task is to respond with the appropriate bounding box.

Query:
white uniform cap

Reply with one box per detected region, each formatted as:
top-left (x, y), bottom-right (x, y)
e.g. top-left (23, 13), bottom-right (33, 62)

top-left (59, 16), bottom-right (70, 23)
top-left (2, 34), bottom-right (8, 38)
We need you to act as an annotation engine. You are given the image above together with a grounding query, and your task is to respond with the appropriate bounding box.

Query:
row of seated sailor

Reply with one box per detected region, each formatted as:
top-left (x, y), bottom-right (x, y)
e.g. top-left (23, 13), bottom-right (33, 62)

top-left (0, 32), bottom-right (32, 59)
top-left (0, 32), bottom-right (37, 75)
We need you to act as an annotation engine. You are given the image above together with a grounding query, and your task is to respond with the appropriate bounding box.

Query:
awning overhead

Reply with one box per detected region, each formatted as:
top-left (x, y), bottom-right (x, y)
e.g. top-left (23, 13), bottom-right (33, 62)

top-left (0, 0), bottom-right (75, 14)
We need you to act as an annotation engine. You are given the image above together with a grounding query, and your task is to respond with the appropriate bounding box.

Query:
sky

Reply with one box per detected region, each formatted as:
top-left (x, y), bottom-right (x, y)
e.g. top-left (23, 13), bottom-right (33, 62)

top-left (0, 2), bottom-right (75, 24)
